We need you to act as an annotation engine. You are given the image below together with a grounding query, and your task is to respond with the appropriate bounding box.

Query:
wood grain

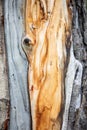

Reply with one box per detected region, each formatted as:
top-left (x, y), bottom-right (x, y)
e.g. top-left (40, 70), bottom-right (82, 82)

top-left (4, 0), bottom-right (84, 130)
top-left (22, 0), bottom-right (72, 130)
top-left (4, 0), bottom-right (31, 130)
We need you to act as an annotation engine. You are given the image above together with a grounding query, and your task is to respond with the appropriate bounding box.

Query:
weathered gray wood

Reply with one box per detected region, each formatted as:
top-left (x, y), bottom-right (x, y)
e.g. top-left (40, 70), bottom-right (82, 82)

top-left (62, 42), bottom-right (83, 130)
top-left (4, 0), bottom-right (31, 130)
top-left (62, 1), bottom-right (87, 129)
top-left (0, 0), bottom-right (9, 129)
top-left (67, 0), bottom-right (87, 130)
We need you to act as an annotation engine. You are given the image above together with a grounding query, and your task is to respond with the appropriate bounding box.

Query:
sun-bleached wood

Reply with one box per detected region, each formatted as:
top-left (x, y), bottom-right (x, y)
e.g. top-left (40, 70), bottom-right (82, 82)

top-left (62, 42), bottom-right (83, 130)
top-left (4, 0), bottom-right (31, 130)
top-left (22, 0), bottom-right (72, 130)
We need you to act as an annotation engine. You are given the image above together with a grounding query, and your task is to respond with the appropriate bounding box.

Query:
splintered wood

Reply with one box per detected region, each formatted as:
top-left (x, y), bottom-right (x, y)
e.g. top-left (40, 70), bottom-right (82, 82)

top-left (22, 0), bottom-right (71, 130)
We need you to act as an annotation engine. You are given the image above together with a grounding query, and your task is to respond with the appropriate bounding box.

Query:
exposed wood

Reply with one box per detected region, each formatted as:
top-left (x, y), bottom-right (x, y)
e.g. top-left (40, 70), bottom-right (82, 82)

top-left (62, 42), bottom-right (83, 130)
top-left (3, 0), bottom-right (87, 130)
top-left (0, 0), bottom-right (9, 129)
top-left (4, 0), bottom-right (31, 130)
top-left (22, 0), bottom-right (72, 130)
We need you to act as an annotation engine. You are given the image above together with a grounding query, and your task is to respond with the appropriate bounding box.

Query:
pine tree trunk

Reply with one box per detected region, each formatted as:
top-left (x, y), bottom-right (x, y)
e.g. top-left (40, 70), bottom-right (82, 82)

top-left (0, 0), bottom-right (86, 130)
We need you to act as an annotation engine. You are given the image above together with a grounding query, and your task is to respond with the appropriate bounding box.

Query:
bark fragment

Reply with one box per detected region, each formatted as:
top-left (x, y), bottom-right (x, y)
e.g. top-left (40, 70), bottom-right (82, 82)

top-left (0, 0), bottom-right (9, 129)
top-left (68, 0), bottom-right (87, 130)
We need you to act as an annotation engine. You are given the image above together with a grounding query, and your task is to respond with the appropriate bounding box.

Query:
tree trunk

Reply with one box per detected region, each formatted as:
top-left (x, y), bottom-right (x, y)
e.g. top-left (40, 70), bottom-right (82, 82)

top-left (0, 0), bottom-right (86, 130)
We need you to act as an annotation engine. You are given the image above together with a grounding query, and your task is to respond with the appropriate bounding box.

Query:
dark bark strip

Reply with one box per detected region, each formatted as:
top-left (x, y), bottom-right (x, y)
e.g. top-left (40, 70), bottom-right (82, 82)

top-left (68, 0), bottom-right (87, 130)
top-left (0, 0), bottom-right (9, 129)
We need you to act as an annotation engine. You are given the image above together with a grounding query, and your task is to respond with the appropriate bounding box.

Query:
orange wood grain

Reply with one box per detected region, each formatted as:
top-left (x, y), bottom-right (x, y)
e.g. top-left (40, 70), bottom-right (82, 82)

top-left (22, 0), bottom-right (72, 130)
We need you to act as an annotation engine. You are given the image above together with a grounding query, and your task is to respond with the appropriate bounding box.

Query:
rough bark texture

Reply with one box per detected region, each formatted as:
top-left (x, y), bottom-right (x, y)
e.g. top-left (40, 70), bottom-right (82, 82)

top-left (68, 0), bottom-right (87, 130)
top-left (0, 0), bottom-right (9, 129)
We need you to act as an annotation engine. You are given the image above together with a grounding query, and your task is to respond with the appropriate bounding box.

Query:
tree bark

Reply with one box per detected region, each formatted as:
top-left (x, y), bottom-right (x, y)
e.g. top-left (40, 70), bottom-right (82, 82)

top-left (0, 0), bottom-right (9, 129)
top-left (1, 0), bottom-right (87, 130)
top-left (68, 0), bottom-right (87, 130)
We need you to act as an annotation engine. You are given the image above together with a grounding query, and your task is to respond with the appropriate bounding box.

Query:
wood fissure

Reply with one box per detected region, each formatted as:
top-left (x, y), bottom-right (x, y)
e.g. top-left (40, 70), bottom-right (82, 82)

top-left (22, 0), bottom-right (72, 130)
